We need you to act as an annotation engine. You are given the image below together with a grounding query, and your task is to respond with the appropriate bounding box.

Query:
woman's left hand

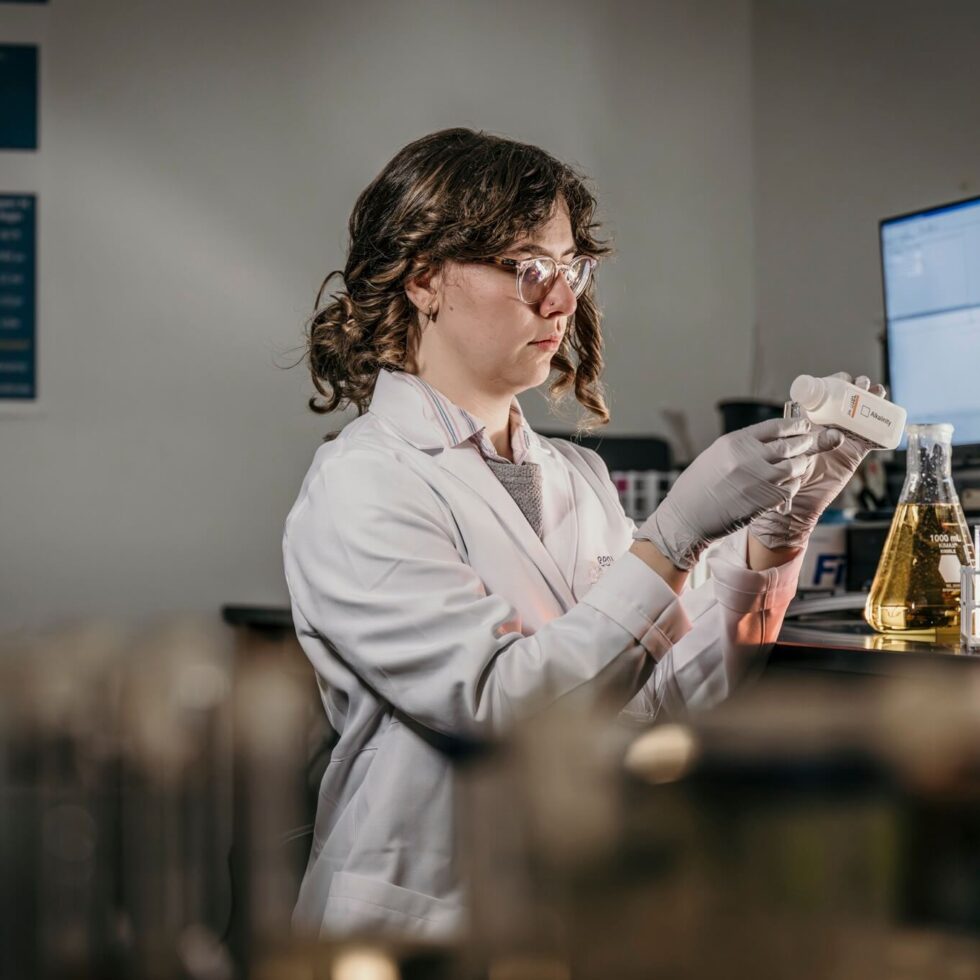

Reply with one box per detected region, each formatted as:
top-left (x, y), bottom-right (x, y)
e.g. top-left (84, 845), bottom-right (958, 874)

top-left (749, 373), bottom-right (885, 551)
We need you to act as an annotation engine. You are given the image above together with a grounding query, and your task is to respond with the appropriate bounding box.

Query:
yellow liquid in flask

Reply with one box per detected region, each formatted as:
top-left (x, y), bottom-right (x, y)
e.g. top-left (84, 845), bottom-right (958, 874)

top-left (864, 503), bottom-right (972, 632)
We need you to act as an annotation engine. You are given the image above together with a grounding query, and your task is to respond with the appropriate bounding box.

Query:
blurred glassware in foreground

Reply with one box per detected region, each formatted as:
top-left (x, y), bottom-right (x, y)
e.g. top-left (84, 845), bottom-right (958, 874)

top-left (0, 618), bottom-right (308, 980)
top-left (458, 673), bottom-right (980, 980)
top-left (4, 618), bottom-right (980, 979)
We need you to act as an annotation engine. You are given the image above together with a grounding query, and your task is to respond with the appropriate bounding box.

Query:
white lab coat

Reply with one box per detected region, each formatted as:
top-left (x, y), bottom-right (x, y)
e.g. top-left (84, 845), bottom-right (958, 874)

top-left (283, 370), bottom-right (804, 940)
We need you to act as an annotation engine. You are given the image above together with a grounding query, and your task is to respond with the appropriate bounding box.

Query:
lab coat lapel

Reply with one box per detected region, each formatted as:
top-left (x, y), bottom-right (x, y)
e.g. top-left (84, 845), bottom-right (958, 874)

top-left (436, 445), bottom-right (576, 610)
top-left (531, 439), bottom-right (579, 591)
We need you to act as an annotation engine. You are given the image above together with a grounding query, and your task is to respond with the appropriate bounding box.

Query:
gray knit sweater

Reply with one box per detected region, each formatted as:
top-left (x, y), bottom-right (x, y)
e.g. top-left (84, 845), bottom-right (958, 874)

top-left (484, 458), bottom-right (544, 537)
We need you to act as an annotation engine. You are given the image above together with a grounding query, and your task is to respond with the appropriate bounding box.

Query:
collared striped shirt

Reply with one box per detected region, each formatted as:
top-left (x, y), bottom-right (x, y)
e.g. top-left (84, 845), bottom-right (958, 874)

top-left (395, 372), bottom-right (533, 465)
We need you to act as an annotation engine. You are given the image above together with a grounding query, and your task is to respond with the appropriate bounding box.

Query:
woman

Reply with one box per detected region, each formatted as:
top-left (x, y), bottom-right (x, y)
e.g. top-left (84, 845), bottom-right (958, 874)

top-left (283, 128), bottom-right (879, 939)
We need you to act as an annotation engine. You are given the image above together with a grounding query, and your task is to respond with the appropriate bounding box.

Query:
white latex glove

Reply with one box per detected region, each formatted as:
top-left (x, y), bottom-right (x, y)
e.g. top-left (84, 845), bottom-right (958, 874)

top-left (749, 373), bottom-right (885, 550)
top-left (635, 417), bottom-right (816, 570)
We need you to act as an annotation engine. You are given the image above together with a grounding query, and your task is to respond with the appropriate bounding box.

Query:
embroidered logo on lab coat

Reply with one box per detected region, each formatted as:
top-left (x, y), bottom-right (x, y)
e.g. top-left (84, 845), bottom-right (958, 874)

top-left (589, 555), bottom-right (615, 584)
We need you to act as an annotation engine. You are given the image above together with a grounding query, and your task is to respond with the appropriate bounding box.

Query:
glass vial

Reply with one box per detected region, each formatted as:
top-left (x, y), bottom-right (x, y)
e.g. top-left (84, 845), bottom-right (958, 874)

top-left (961, 565), bottom-right (980, 650)
top-left (864, 423), bottom-right (975, 632)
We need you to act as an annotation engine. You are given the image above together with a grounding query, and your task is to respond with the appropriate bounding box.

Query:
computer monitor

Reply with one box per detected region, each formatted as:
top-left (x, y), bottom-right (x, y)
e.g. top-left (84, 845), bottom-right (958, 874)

top-left (880, 194), bottom-right (980, 459)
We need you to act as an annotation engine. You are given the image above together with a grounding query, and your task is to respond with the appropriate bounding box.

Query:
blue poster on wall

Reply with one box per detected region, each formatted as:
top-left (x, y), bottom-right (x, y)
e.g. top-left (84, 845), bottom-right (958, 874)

top-left (0, 195), bottom-right (36, 400)
top-left (0, 45), bottom-right (39, 150)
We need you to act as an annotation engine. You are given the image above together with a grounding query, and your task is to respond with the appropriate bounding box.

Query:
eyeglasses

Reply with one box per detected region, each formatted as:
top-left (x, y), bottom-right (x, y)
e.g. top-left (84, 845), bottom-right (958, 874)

top-left (477, 254), bottom-right (597, 306)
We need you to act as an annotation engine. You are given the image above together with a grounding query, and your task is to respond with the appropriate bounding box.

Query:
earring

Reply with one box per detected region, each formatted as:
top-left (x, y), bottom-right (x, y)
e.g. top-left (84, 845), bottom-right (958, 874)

top-left (427, 304), bottom-right (439, 323)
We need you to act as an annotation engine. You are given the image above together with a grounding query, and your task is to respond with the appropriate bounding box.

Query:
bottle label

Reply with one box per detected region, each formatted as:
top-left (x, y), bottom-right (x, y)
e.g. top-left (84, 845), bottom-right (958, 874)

top-left (842, 391), bottom-right (893, 429)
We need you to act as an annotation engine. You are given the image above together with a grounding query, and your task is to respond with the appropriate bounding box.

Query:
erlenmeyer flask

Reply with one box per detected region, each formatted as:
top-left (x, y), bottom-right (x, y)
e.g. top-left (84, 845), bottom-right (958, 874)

top-left (865, 423), bottom-right (975, 632)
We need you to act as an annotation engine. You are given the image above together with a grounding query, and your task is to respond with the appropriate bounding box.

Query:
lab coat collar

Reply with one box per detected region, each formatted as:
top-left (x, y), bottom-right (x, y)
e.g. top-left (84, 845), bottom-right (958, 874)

top-left (367, 370), bottom-right (454, 452)
top-left (368, 369), bottom-right (544, 460)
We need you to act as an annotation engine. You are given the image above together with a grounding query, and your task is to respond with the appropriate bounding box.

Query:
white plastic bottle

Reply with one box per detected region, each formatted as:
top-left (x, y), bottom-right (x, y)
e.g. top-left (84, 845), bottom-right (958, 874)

top-left (789, 374), bottom-right (907, 450)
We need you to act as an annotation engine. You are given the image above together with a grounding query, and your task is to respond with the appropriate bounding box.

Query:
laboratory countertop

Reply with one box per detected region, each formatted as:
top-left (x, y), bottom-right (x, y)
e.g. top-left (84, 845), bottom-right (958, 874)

top-left (772, 593), bottom-right (980, 677)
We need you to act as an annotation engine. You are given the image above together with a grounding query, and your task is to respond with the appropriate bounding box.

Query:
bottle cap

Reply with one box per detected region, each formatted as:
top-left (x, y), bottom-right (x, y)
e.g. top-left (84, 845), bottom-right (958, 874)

top-left (789, 374), bottom-right (824, 409)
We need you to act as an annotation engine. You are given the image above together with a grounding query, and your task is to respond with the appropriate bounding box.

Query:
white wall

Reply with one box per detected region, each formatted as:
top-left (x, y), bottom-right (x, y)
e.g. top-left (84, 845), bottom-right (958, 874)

top-left (0, 0), bottom-right (755, 625)
top-left (751, 0), bottom-right (980, 399)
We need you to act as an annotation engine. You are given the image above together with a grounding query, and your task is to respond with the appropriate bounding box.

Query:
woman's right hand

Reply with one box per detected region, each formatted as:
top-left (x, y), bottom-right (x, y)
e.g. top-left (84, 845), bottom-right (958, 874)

top-left (634, 418), bottom-right (816, 570)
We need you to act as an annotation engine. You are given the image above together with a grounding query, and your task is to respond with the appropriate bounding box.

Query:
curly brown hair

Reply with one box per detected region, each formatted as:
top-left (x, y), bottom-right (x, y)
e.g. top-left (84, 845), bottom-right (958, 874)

top-left (307, 128), bottom-right (612, 434)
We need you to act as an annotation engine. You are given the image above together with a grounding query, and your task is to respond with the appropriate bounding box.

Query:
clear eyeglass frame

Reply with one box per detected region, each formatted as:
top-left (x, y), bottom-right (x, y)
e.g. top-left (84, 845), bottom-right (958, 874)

top-left (478, 254), bottom-right (597, 305)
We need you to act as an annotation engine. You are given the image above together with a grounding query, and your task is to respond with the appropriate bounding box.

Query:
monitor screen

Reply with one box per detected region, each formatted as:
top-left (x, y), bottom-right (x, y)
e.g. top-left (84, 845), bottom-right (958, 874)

top-left (881, 195), bottom-right (980, 448)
